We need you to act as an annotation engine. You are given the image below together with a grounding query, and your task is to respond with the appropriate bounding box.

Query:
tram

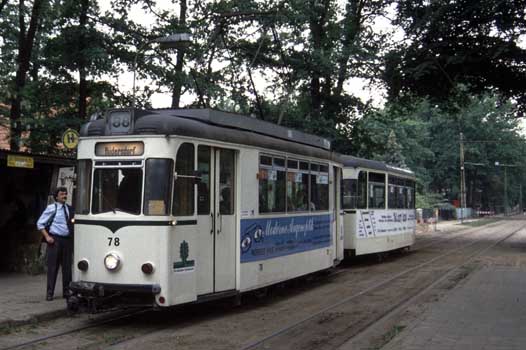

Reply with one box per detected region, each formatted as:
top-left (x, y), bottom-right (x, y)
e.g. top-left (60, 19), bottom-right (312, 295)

top-left (69, 108), bottom-right (344, 311)
top-left (340, 155), bottom-right (416, 257)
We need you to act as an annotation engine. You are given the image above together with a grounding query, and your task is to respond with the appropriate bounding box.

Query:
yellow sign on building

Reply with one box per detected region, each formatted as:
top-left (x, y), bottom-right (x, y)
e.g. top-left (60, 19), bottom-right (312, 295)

top-left (62, 129), bottom-right (79, 149)
top-left (7, 155), bottom-right (34, 169)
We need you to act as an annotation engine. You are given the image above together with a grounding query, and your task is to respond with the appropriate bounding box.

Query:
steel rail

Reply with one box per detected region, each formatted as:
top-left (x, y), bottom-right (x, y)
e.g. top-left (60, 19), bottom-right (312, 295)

top-left (0, 308), bottom-right (149, 350)
top-left (1, 220), bottom-right (511, 350)
top-left (344, 223), bottom-right (524, 349)
top-left (240, 221), bottom-right (526, 350)
top-left (413, 219), bottom-right (500, 251)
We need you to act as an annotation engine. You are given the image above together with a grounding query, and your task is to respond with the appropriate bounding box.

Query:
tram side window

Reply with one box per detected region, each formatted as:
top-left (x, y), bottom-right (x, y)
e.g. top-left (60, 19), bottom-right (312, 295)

top-left (76, 160), bottom-right (92, 214)
top-left (404, 179), bottom-right (415, 209)
top-left (357, 171), bottom-right (367, 209)
top-left (342, 179), bottom-right (357, 209)
top-left (144, 159), bottom-right (173, 215)
top-left (408, 180), bottom-right (416, 209)
top-left (397, 180), bottom-right (405, 208)
top-left (92, 167), bottom-right (142, 215)
top-left (388, 176), bottom-right (396, 209)
top-left (388, 176), bottom-right (415, 209)
top-left (259, 155), bottom-right (286, 213)
top-left (310, 163), bottom-right (329, 211)
top-left (173, 143), bottom-right (195, 216)
top-left (368, 172), bottom-right (386, 209)
top-left (287, 159), bottom-right (309, 212)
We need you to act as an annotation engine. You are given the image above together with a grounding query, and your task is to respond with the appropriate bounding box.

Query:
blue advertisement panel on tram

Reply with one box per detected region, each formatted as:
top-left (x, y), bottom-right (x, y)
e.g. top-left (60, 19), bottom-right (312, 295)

top-left (240, 215), bottom-right (332, 263)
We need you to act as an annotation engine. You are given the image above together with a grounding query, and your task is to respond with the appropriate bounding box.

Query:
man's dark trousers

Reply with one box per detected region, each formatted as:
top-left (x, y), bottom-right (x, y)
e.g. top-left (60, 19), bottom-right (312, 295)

top-left (46, 235), bottom-right (73, 298)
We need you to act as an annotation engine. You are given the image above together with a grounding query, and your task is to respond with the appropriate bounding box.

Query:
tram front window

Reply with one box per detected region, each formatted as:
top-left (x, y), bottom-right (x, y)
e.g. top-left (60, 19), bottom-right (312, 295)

top-left (92, 168), bottom-right (143, 215)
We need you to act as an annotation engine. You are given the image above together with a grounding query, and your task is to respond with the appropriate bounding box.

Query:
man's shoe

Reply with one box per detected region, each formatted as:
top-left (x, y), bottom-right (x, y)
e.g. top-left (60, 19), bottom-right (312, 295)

top-left (46, 295), bottom-right (53, 301)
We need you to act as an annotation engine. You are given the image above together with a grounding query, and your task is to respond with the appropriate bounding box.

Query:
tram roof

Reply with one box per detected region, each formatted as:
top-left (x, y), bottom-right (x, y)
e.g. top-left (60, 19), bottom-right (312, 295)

top-left (81, 108), bottom-right (334, 159)
top-left (339, 154), bottom-right (415, 179)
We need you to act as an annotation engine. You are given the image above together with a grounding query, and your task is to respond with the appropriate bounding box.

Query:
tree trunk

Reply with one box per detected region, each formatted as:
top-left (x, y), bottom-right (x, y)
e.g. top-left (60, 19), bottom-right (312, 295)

top-left (9, 0), bottom-right (44, 151)
top-left (78, 0), bottom-right (89, 120)
top-left (308, 0), bottom-right (330, 117)
top-left (171, 0), bottom-right (187, 109)
top-left (334, 0), bottom-right (364, 99)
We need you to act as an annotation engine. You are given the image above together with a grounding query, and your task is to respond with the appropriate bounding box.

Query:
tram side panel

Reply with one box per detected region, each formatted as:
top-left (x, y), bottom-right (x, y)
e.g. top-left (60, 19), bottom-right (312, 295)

top-left (343, 209), bottom-right (416, 256)
top-left (238, 149), bottom-right (336, 292)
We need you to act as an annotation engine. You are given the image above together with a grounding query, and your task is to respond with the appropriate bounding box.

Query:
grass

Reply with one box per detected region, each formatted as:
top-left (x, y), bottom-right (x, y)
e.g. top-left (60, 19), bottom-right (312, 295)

top-left (366, 324), bottom-right (407, 350)
top-left (382, 324), bottom-right (406, 343)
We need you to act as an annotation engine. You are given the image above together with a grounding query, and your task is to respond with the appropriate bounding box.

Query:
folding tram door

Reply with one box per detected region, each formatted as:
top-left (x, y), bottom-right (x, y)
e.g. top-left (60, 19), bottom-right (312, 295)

top-left (196, 146), bottom-right (236, 295)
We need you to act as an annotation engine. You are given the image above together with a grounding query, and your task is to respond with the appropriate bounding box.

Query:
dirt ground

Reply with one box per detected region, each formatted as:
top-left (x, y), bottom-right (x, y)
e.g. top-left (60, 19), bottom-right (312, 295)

top-left (1, 219), bottom-right (524, 350)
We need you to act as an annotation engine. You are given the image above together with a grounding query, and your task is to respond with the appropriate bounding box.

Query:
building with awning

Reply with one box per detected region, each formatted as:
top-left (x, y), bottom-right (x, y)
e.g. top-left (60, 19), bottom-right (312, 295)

top-left (0, 149), bottom-right (75, 272)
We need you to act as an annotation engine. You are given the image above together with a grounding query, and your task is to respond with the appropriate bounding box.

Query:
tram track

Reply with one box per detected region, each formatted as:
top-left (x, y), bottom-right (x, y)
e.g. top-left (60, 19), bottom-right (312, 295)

top-left (102, 219), bottom-right (526, 350)
top-left (333, 218), bottom-right (499, 277)
top-left (0, 219), bottom-right (520, 350)
top-left (239, 220), bottom-right (526, 350)
top-left (411, 217), bottom-right (503, 251)
top-left (0, 308), bottom-right (151, 350)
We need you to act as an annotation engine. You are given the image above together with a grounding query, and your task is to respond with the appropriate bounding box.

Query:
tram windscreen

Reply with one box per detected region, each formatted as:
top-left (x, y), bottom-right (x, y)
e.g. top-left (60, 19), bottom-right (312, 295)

top-left (92, 168), bottom-right (143, 214)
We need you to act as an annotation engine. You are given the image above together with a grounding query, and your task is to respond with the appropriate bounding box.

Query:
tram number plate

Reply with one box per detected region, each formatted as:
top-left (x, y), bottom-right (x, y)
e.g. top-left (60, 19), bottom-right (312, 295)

top-left (107, 237), bottom-right (121, 246)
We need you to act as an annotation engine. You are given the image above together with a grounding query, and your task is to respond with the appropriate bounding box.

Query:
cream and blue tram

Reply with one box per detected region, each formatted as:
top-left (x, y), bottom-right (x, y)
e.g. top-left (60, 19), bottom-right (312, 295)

top-left (340, 155), bottom-right (416, 257)
top-left (70, 108), bottom-right (344, 311)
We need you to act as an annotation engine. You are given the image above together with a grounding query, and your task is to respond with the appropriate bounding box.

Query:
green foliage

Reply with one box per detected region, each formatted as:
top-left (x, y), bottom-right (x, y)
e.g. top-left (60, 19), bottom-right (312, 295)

top-left (416, 192), bottom-right (445, 209)
top-left (357, 89), bottom-right (526, 211)
top-left (0, 0), bottom-right (130, 152)
top-left (0, 0), bottom-right (525, 215)
top-left (385, 1), bottom-right (526, 110)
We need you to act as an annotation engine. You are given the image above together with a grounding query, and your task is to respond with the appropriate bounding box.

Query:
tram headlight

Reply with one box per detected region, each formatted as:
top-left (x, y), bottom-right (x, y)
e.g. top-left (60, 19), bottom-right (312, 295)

top-left (104, 253), bottom-right (121, 271)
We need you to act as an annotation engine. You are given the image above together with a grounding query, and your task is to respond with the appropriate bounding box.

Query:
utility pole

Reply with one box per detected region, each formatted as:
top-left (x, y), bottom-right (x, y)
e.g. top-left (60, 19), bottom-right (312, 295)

top-left (459, 133), bottom-right (466, 223)
top-left (504, 166), bottom-right (508, 216)
top-left (520, 184), bottom-right (523, 214)
top-left (495, 162), bottom-right (516, 216)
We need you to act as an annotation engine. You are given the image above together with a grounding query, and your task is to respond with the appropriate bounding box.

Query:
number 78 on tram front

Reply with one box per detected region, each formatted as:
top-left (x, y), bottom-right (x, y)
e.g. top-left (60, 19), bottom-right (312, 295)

top-left (69, 108), bottom-right (344, 311)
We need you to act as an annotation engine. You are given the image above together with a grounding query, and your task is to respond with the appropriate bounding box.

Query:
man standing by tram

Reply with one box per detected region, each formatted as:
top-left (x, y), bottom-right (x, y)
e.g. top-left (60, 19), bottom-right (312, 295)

top-left (37, 187), bottom-right (74, 301)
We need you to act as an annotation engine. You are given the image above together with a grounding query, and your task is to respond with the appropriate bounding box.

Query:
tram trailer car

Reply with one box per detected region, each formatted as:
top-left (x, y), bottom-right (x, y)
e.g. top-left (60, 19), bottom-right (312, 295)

top-left (69, 108), bottom-right (344, 311)
top-left (339, 155), bottom-right (416, 257)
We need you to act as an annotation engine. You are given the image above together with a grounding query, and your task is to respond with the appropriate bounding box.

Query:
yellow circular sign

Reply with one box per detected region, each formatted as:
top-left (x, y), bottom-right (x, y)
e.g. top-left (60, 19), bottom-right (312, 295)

top-left (62, 129), bottom-right (80, 149)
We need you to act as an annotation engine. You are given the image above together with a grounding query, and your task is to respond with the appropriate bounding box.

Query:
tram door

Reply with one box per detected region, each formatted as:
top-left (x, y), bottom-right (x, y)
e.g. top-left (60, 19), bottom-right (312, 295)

top-left (334, 166), bottom-right (344, 261)
top-left (196, 146), bottom-right (236, 295)
top-left (213, 148), bottom-right (236, 292)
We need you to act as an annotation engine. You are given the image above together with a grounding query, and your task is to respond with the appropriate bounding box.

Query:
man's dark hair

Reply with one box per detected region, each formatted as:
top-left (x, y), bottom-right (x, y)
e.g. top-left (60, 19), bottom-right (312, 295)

top-left (54, 187), bottom-right (68, 200)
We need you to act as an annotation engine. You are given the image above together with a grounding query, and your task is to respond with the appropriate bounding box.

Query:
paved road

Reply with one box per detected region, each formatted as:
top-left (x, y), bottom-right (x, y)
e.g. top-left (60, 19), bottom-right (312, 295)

top-left (382, 223), bottom-right (526, 350)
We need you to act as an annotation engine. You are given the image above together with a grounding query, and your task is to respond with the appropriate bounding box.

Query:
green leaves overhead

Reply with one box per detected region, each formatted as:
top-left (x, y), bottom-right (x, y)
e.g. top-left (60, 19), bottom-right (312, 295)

top-left (1, 0), bottom-right (526, 210)
top-left (385, 0), bottom-right (526, 109)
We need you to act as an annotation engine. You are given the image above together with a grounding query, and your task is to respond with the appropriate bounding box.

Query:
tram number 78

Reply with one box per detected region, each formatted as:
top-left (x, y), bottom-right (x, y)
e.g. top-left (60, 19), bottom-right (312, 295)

top-left (107, 237), bottom-right (121, 246)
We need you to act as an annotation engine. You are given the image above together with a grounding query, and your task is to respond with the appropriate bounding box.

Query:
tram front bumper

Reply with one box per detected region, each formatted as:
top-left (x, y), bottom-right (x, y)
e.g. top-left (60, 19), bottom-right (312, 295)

top-left (70, 281), bottom-right (161, 297)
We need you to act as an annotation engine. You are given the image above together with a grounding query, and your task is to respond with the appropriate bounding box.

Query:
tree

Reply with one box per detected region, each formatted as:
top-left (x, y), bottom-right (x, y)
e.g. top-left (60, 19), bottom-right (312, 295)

top-left (42, 0), bottom-right (112, 120)
top-left (381, 130), bottom-right (407, 168)
top-left (9, 0), bottom-right (46, 151)
top-left (385, 1), bottom-right (526, 110)
top-left (357, 90), bottom-right (526, 211)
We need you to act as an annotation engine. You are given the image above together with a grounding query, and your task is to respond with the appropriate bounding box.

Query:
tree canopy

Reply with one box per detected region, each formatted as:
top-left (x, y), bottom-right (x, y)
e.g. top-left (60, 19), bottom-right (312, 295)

top-left (1, 0), bottom-right (525, 211)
